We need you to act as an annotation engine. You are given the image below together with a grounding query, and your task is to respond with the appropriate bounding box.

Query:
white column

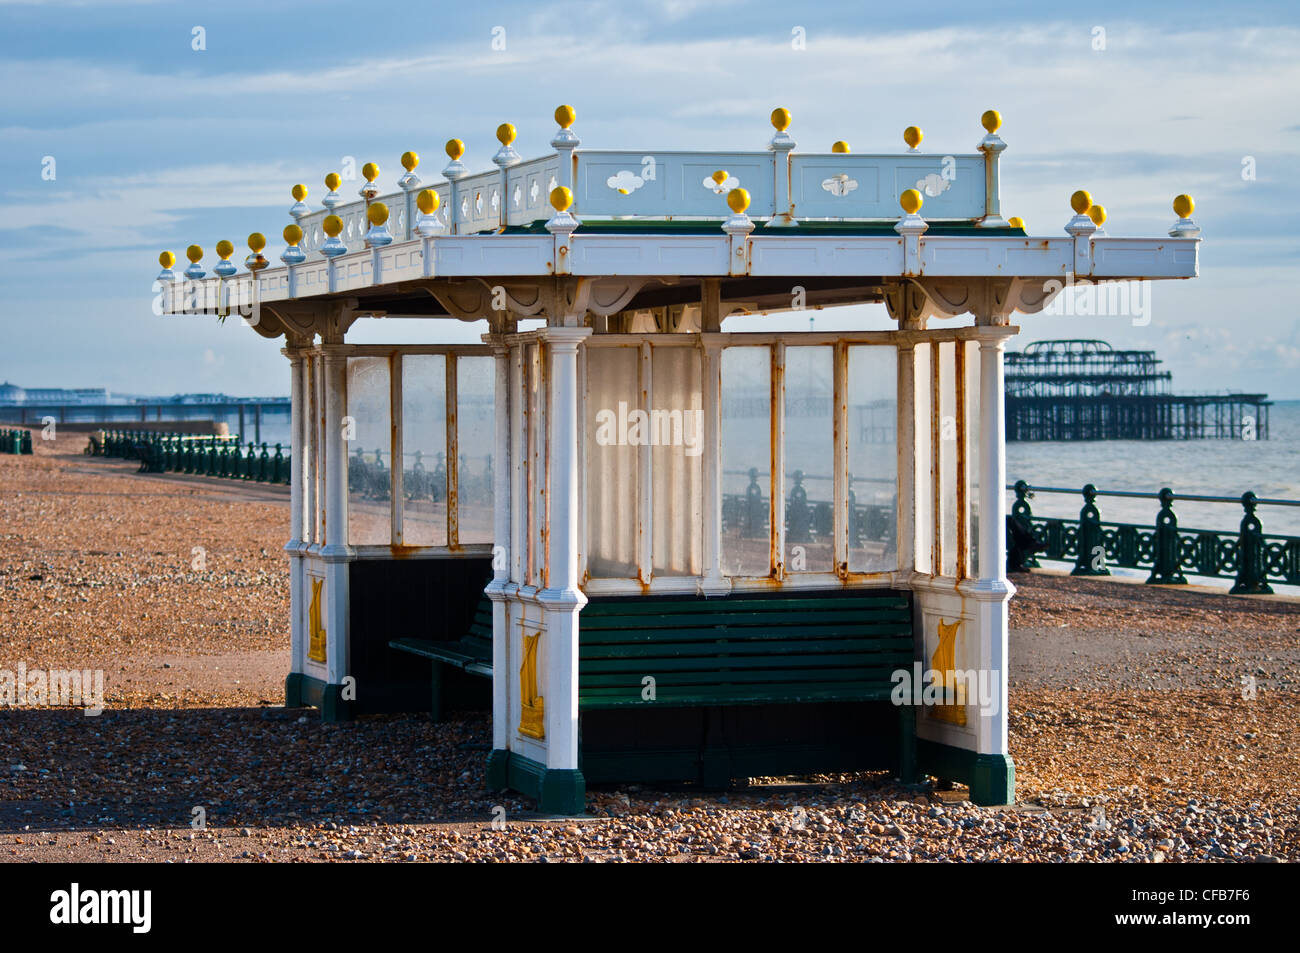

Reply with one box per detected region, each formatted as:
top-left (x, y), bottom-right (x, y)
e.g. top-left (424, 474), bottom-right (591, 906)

top-left (538, 326), bottom-right (592, 773)
top-left (320, 346), bottom-right (351, 692)
top-left (973, 329), bottom-right (1015, 757)
top-left (283, 344), bottom-right (308, 675)
top-left (486, 337), bottom-right (512, 754)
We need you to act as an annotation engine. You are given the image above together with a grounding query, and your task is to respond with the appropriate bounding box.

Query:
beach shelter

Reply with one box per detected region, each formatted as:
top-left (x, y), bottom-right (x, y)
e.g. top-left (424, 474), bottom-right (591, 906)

top-left (156, 107), bottom-right (1201, 813)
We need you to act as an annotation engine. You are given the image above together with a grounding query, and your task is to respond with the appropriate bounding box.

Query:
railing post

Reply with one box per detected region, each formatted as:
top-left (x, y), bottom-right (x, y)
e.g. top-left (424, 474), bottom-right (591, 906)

top-left (787, 470), bottom-right (811, 543)
top-left (1146, 487), bottom-right (1187, 585)
top-left (1071, 483), bottom-right (1110, 576)
top-left (1231, 491), bottom-right (1274, 594)
top-left (742, 467), bottom-right (764, 539)
top-left (1007, 479), bottom-right (1039, 570)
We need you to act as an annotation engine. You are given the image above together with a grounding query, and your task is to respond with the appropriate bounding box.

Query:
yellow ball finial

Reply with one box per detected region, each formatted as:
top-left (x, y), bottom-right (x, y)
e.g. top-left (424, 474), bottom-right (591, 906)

top-left (555, 104), bottom-right (576, 129)
top-left (1070, 190), bottom-right (1093, 214)
top-left (446, 138), bottom-right (465, 161)
top-left (325, 172), bottom-right (341, 191)
top-left (903, 126), bottom-right (923, 149)
top-left (770, 107), bottom-right (792, 132)
top-left (1007, 216), bottom-right (1025, 230)
top-left (831, 140), bottom-right (850, 154)
top-left (186, 244), bottom-right (203, 264)
top-left (248, 232), bottom-right (266, 253)
top-left (401, 151), bottom-right (419, 172)
top-left (1088, 204), bottom-right (1107, 226)
top-left (712, 170), bottom-right (729, 186)
top-left (550, 186), bottom-right (574, 212)
top-left (291, 183), bottom-right (308, 201)
top-left (159, 250), bottom-right (175, 269)
top-left (283, 224), bottom-right (303, 245)
top-left (367, 202), bottom-right (389, 226)
top-left (981, 109), bottom-right (1002, 134)
top-left (216, 240), bottom-right (234, 260)
top-left (361, 162), bottom-right (379, 183)
top-left (727, 188), bottom-right (750, 214)
top-left (900, 189), bottom-right (923, 215)
top-left (322, 215), bottom-right (343, 238)
top-left (417, 189), bottom-right (441, 214)
top-left (1173, 193), bottom-right (1195, 218)
top-left (496, 123), bottom-right (517, 146)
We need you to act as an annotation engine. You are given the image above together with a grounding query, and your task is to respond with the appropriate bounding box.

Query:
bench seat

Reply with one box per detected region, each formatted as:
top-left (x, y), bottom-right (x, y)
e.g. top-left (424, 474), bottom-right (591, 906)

top-left (578, 592), bottom-right (915, 710)
top-left (389, 597), bottom-right (493, 719)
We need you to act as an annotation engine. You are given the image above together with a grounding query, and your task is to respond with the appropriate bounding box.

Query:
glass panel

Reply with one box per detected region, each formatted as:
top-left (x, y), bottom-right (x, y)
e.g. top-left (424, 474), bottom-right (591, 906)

top-left (586, 346), bottom-right (640, 577)
top-left (400, 354), bottom-right (447, 546)
top-left (650, 346), bottom-right (703, 576)
top-left (457, 355), bottom-right (496, 544)
top-left (784, 346), bottom-right (833, 572)
top-left (721, 346), bottom-right (770, 577)
top-left (939, 341), bottom-right (958, 577)
top-left (346, 356), bottom-right (392, 545)
top-left (848, 345), bottom-right (898, 573)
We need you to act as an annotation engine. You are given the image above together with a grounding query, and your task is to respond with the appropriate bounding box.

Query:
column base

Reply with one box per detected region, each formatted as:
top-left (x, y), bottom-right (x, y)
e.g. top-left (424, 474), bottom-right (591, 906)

top-left (917, 740), bottom-right (1015, 806)
top-left (285, 672), bottom-right (305, 708)
top-left (491, 751), bottom-right (587, 816)
top-left (283, 673), bottom-right (356, 722)
top-left (486, 749), bottom-right (510, 790)
top-left (970, 753), bottom-right (1015, 806)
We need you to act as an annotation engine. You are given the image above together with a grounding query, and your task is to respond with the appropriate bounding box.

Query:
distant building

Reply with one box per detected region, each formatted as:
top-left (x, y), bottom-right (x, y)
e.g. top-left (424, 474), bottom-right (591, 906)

top-left (0, 382), bottom-right (114, 406)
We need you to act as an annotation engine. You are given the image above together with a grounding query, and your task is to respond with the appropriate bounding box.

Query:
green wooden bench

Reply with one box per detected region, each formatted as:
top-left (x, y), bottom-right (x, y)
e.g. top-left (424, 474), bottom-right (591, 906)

top-left (389, 596), bottom-right (493, 720)
top-left (578, 591), bottom-right (915, 708)
top-left (577, 589), bottom-right (918, 786)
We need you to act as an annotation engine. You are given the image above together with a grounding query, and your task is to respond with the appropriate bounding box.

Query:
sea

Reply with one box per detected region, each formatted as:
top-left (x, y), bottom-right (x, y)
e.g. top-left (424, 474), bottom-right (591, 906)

top-left (1006, 399), bottom-right (1300, 537)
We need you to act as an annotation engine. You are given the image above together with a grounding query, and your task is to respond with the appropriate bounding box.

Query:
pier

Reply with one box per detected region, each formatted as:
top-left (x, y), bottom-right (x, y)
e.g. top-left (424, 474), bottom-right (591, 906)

top-left (1005, 339), bottom-right (1269, 441)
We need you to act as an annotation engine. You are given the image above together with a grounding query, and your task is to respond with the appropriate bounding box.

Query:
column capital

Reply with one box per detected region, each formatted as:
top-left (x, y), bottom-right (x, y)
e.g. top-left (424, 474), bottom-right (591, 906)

top-left (538, 326), bottom-right (593, 351)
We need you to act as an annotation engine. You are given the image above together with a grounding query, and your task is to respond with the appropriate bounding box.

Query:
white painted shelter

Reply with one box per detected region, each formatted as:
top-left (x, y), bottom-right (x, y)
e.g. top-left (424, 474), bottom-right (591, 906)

top-left (156, 107), bottom-right (1200, 814)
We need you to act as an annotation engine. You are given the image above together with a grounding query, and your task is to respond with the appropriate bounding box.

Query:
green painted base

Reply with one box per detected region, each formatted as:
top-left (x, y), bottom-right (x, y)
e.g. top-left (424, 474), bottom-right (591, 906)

top-left (971, 753), bottom-right (1015, 806)
top-left (1230, 581), bottom-right (1274, 595)
top-left (285, 672), bottom-right (306, 708)
top-left (540, 769), bottom-right (586, 816)
top-left (494, 751), bottom-right (587, 816)
top-left (283, 672), bottom-right (356, 722)
top-left (485, 749), bottom-right (509, 790)
top-left (1071, 566), bottom-right (1111, 577)
top-left (917, 739), bottom-right (1015, 806)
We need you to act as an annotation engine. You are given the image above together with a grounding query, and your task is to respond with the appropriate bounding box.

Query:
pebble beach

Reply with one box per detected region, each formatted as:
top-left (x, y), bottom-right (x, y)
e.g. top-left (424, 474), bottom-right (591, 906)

top-left (1, 437), bottom-right (1297, 862)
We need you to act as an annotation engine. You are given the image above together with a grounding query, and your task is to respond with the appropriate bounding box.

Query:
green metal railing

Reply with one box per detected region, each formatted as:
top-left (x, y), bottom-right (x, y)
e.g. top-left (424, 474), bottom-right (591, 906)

top-left (0, 428), bottom-right (34, 455)
top-left (721, 468), bottom-right (895, 548)
top-left (88, 429), bottom-right (292, 485)
top-left (1008, 480), bottom-right (1300, 594)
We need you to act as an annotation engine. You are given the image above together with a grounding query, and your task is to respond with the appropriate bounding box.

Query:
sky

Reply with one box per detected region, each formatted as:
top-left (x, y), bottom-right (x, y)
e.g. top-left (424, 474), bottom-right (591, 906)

top-left (1, 0), bottom-right (1298, 398)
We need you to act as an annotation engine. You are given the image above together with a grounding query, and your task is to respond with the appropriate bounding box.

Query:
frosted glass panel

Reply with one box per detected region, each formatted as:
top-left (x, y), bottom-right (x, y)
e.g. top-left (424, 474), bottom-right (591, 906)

top-left (650, 346), bottom-right (703, 576)
top-left (457, 355), bottom-right (496, 544)
top-left (586, 347), bottom-right (640, 578)
top-left (401, 355), bottom-right (447, 546)
top-left (848, 345), bottom-right (898, 573)
top-left (346, 356), bottom-right (391, 545)
top-left (784, 346), bottom-right (833, 572)
top-left (721, 347), bottom-right (770, 577)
